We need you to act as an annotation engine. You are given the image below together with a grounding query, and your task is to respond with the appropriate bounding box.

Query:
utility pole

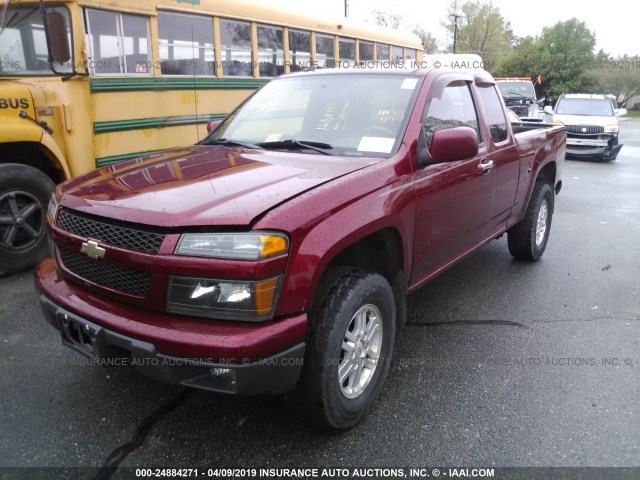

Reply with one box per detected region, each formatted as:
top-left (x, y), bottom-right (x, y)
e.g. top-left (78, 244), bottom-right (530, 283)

top-left (344, 0), bottom-right (349, 17)
top-left (450, 13), bottom-right (460, 54)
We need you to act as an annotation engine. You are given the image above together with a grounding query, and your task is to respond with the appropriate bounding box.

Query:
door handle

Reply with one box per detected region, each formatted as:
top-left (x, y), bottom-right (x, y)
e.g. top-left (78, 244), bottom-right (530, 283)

top-left (478, 159), bottom-right (495, 173)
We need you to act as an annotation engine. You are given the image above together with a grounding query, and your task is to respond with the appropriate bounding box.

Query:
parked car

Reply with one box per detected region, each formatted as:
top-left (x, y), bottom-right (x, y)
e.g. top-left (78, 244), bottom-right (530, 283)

top-left (545, 94), bottom-right (623, 161)
top-left (36, 67), bottom-right (566, 429)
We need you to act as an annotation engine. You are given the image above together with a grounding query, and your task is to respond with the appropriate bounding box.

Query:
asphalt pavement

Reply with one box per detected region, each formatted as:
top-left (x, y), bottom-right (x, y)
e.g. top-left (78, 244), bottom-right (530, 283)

top-left (1, 119), bottom-right (639, 479)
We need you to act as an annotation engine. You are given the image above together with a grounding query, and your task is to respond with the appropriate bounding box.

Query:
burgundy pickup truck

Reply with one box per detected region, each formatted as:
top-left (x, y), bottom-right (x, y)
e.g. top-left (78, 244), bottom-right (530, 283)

top-left (36, 68), bottom-right (565, 429)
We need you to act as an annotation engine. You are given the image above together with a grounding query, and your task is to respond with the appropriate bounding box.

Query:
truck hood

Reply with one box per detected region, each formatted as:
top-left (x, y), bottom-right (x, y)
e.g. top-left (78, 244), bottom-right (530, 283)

top-left (553, 114), bottom-right (617, 127)
top-left (59, 146), bottom-right (378, 227)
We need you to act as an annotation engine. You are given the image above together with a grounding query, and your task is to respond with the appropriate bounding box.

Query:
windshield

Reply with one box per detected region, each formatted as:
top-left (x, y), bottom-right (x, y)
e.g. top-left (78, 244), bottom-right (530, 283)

top-left (497, 81), bottom-right (535, 98)
top-left (0, 6), bottom-right (72, 76)
top-left (207, 74), bottom-right (423, 157)
top-left (556, 98), bottom-right (614, 116)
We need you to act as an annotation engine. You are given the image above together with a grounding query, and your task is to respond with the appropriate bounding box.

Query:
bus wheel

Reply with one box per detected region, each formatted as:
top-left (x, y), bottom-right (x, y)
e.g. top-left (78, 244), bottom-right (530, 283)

top-left (0, 164), bottom-right (55, 276)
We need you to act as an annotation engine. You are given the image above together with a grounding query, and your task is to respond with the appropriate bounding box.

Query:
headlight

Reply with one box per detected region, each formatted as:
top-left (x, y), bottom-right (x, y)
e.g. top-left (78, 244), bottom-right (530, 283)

top-left (46, 192), bottom-right (59, 224)
top-left (166, 275), bottom-right (281, 321)
top-left (605, 122), bottom-right (618, 133)
top-left (175, 232), bottom-right (288, 260)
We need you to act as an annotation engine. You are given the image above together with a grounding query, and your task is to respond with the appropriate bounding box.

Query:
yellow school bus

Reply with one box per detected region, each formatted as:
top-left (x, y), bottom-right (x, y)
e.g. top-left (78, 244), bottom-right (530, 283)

top-left (0, 0), bottom-right (423, 274)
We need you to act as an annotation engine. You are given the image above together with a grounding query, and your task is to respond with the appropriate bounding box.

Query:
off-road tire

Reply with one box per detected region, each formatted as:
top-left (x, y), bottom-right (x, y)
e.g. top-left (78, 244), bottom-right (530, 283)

top-left (286, 267), bottom-right (396, 429)
top-left (507, 182), bottom-right (554, 261)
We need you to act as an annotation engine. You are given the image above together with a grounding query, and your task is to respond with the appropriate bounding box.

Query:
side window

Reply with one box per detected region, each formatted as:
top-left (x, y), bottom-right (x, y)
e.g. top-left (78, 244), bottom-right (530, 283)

top-left (288, 29), bottom-right (311, 72)
top-left (392, 46), bottom-right (403, 65)
top-left (405, 48), bottom-right (417, 67)
top-left (423, 82), bottom-right (481, 149)
top-left (376, 43), bottom-right (389, 65)
top-left (339, 38), bottom-right (356, 67)
top-left (316, 34), bottom-right (335, 68)
top-left (219, 19), bottom-right (252, 76)
top-left (257, 24), bottom-right (284, 77)
top-left (359, 41), bottom-right (373, 64)
top-left (478, 86), bottom-right (508, 143)
top-left (85, 9), bottom-right (151, 75)
top-left (157, 12), bottom-right (214, 76)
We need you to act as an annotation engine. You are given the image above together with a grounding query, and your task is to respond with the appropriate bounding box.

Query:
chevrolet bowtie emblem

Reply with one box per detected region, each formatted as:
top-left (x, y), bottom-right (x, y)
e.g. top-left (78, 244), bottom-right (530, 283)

top-left (80, 240), bottom-right (106, 260)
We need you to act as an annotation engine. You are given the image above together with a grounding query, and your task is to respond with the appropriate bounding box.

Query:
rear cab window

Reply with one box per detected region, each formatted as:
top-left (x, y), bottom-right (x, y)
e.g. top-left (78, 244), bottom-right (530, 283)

top-left (477, 86), bottom-right (510, 144)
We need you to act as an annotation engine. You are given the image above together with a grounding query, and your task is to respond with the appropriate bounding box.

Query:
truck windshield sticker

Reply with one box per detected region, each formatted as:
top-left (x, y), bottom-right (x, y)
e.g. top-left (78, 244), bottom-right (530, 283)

top-left (358, 136), bottom-right (395, 153)
top-left (401, 78), bottom-right (418, 90)
top-left (264, 133), bottom-right (283, 142)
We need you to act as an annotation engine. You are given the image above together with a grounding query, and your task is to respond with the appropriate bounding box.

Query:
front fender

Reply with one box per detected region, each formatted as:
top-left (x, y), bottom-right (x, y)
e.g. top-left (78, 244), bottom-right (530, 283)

top-left (0, 118), bottom-right (70, 179)
top-left (272, 178), bottom-right (415, 315)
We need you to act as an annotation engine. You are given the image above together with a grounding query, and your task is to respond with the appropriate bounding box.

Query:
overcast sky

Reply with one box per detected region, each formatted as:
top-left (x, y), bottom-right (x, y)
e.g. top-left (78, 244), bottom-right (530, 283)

top-left (271, 0), bottom-right (635, 57)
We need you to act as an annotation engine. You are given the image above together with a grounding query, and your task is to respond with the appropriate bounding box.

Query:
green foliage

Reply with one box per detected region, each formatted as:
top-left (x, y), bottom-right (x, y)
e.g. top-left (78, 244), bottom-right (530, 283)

top-left (496, 18), bottom-right (596, 97)
top-left (443, 0), bottom-right (513, 69)
top-left (583, 55), bottom-right (640, 106)
top-left (413, 27), bottom-right (439, 54)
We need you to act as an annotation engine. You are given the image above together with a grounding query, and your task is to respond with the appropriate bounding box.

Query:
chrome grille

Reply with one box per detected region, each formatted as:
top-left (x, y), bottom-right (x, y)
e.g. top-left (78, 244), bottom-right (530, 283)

top-left (564, 125), bottom-right (605, 135)
top-left (57, 209), bottom-right (165, 253)
top-left (58, 246), bottom-right (151, 296)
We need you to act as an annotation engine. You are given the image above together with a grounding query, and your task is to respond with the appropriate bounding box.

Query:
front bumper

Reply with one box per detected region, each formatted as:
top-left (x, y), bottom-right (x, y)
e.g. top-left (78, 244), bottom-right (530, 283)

top-left (566, 136), bottom-right (623, 159)
top-left (35, 258), bottom-right (306, 395)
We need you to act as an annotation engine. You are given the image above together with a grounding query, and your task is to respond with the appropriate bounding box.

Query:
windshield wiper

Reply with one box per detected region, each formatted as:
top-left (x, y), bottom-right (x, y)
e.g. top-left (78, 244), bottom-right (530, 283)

top-left (258, 139), bottom-right (335, 155)
top-left (202, 138), bottom-right (263, 150)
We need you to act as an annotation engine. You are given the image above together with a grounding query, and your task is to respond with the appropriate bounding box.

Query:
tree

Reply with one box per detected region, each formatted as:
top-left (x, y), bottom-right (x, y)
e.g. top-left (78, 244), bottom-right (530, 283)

top-left (413, 27), bottom-right (439, 54)
top-left (496, 18), bottom-right (596, 97)
top-left (535, 18), bottom-right (596, 96)
top-left (584, 55), bottom-right (640, 106)
top-left (442, 0), bottom-right (512, 69)
top-left (372, 9), bottom-right (404, 29)
top-left (496, 36), bottom-right (538, 77)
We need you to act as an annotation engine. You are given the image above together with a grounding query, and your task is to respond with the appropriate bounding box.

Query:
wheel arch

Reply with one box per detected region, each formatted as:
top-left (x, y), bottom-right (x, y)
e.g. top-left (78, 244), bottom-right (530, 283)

top-left (301, 223), bottom-right (409, 314)
top-left (0, 139), bottom-right (70, 185)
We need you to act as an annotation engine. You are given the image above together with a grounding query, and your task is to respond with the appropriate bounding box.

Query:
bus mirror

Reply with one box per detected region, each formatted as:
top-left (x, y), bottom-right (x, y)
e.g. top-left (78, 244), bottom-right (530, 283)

top-left (46, 11), bottom-right (71, 64)
top-left (207, 120), bottom-right (222, 133)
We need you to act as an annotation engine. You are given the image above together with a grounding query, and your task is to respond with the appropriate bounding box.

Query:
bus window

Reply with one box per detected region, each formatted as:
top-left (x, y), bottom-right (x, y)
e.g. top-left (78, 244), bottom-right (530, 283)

top-left (0, 6), bottom-right (72, 74)
top-left (359, 41), bottom-right (373, 64)
top-left (376, 43), bottom-right (389, 66)
top-left (219, 19), bottom-right (252, 76)
top-left (288, 29), bottom-right (311, 72)
top-left (392, 46), bottom-right (403, 65)
top-left (406, 48), bottom-right (417, 67)
top-left (316, 34), bottom-right (335, 68)
top-left (86, 9), bottom-right (151, 75)
top-left (157, 12), bottom-right (215, 76)
top-left (257, 24), bottom-right (284, 77)
top-left (339, 38), bottom-right (355, 67)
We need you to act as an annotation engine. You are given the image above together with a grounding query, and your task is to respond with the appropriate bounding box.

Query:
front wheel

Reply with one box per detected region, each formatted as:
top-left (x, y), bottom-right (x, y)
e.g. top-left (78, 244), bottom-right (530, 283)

top-left (507, 182), bottom-right (554, 261)
top-left (0, 164), bottom-right (55, 276)
top-left (286, 268), bottom-right (396, 429)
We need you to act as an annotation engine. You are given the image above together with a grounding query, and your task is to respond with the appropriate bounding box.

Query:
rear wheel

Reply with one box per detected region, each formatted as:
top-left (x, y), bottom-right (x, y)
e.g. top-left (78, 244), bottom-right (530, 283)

top-left (0, 164), bottom-right (55, 276)
top-left (286, 267), bottom-right (396, 429)
top-left (507, 182), bottom-right (554, 261)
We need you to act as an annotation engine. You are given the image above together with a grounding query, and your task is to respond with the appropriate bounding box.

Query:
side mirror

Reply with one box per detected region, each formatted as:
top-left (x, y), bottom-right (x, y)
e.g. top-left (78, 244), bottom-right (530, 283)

top-left (45, 10), bottom-right (71, 64)
top-left (424, 126), bottom-right (478, 165)
top-left (543, 106), bottom-right (553, 114)
top-left (207, 120), bottom-right (222, 133)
